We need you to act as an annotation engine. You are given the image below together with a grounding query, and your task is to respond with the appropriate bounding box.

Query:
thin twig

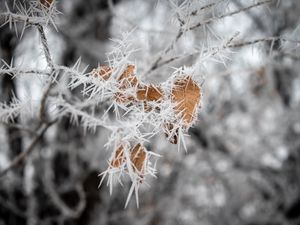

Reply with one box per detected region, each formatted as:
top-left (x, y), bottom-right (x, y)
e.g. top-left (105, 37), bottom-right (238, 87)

top-left (36, 24), bottom-right (56, 122)
top-left (0, 12), bottom-right (43, 26)
top-left (43, 155), bottom-right (86, 218)
top-left (155, 36), bottom-right (300, 69)
top-left (144, 0), bottom-right (275, 75)
top-left (189, 0), bottom-right (274, 30)
top-left (227, 37), bottom-right (300, 48)
top-left (37, 24), bottom-right (55, 69)
top-left (0, 120), bottom-right (57, 177)
top-left (0, 68), bottom-right (50, 76)
top-left (1, 121), bottom-right (37, 136)
top-left (39, 82), bottom-right (54, 122)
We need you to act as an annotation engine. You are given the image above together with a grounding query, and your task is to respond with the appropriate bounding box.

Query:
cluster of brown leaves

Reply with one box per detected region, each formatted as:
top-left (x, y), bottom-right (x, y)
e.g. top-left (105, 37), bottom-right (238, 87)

top-left (92, 64), bottom-right (201, 144)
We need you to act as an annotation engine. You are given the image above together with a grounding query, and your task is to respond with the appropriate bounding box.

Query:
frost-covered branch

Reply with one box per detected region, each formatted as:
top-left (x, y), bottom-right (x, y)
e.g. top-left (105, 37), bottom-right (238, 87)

top-left (154, 36), bottom-right (300, 69)
top-left (0, 98), bottom-right (32, 123)
top-left (0, 0), bottom-right (59, 33)
top-left (0, 67), bottom-right (50, 77)
top-left (144, 0), bottom-right (276, 75)
top-left (37, 24), bottom-right (55, 69)
top-left (189, 0), bottom-right (275, 30)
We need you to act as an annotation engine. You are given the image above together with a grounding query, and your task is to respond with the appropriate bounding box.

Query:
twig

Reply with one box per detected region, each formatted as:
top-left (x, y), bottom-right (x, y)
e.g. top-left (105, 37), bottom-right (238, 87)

top-left (144, 0), bottom-right (275, 75)
top-left (0, 68), bottom-right (50, 76)
top-left (0, 120), bottom-right (57, 177)
top-left (143, 31), bottom-right (183, 75)
top-left (189, 0), bottom-right (274, 30)
top-left (39, 82), bottom-right (54, 123)
top-left (1, 121), bottom-right (37, 136)
top-left (43, 156), bottom-right (86, 218)
top-left (227, 37), bottom-right (300, 48)
top-left (37, 24), bottom-right (55, 69)
top-left (0, 12), bottom-right (44, 26)
top-left (190, 0), bottom-right (227, 17)
top-left (36, 24), bottom-right (56, 122)
top-left (154, 36), bottom-right (300, 69)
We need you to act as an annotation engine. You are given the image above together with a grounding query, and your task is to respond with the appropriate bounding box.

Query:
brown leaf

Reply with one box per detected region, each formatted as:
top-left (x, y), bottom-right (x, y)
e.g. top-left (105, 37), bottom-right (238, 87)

top-left (136, 84), bottom-right (164, 102)
top-left (171, 76), bottom-right (201, 126)
top-left (136, 84), bottom-right (164, 112)
top-left (110, 145), bottom-right (126, 168)
top-left (130, 143), bottom-right (146, 174)
top-left (114, 65), bottom-right (138, 105)
top-left (117, 65), bottom-right (138, 89)
top-left (91, 66), bottom-right (113, 80)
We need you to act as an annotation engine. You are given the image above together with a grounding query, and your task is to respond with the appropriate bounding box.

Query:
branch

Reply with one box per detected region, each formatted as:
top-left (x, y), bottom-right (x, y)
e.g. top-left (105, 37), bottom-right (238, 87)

top-left (43, 161), bottom-right (86, 218)
top-left (0, 68), bottom-right (50, 77)
top-left (37, 24), bottom-right (55, 69)
top-left (36, 24), bottom-right (56, 122)
top-left (189, 0), bottom-right (274, 30)
top-left (144, 0), bottom-right (275, 75)
top-left (0, 120), bottom-right (57, 177)
top-left (155, 36), bottom-right (300, 69)
top-left (39, 82), bottom-right (54, 123)
top-left (0, 12), bottom-right (45, 26)
top-left (0, 1), bottom-right (59, 29)
top-left (1, 121), bottom-right (37, 136)
top-left (227, 37), bottom-right (300, 48)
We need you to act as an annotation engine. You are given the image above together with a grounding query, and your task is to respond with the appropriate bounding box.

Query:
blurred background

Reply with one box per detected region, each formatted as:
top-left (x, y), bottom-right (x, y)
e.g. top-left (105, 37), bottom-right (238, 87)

top-left (1, 0), bottom-right (300, 224)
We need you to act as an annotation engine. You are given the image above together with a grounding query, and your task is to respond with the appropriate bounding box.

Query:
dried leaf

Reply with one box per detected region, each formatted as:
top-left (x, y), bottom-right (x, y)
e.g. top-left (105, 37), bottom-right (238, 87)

top-left (91, 66), bottom-right (113, 80)
top-left (136, 84), bottom-right (164, 102)
top-left (110, 145), bottom-right (126, 168)
top-left (136, 84), bottom-right (164, 112)
top-left (130, 143), bottom-right (146, 174)
top-left (171, 76), bottom-right (201, 126)
top-left (117, 65), bottom-right (138, 89)
top-left (114, 65), bottom-right (139, 105)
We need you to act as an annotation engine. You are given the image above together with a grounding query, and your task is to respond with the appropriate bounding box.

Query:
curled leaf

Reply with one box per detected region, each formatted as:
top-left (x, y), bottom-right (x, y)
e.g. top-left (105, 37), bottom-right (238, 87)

top-left (171, 75), bottom-right (201, 127)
